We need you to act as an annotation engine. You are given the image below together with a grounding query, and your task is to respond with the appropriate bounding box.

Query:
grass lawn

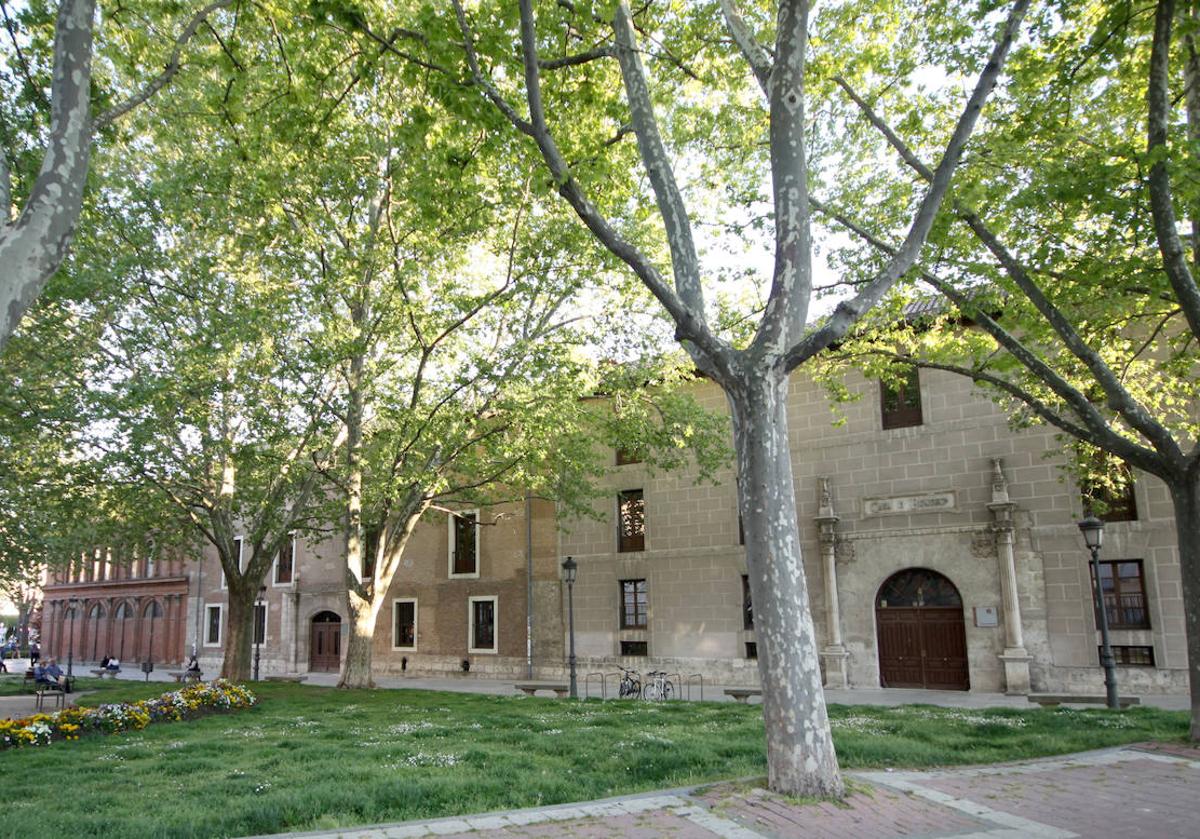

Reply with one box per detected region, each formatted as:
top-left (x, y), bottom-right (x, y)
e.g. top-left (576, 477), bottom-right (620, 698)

top-left (0, 680), bottom-right (1188, 838)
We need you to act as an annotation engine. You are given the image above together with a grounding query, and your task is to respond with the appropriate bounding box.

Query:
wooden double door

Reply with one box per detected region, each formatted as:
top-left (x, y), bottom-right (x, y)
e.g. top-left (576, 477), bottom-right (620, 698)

top-left (876, 568), bottom-right (970, 691)
top-left (309, 611), bottom-right (342, 672)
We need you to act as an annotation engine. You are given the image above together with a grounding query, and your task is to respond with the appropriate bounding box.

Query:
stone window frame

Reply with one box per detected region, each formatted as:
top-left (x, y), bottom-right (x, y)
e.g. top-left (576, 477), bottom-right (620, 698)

top-left (741, 575), bottom-right (754, 630)
top-left (448, 510), bottom-right (481, 579)
top-left (880, 366), bottom-right (923, 430)
top-left (619, 639), bottom-right (648, 656)
top-left (468, 595), bottom-right (498, 654)
top-left (617, 489), bottom-right (645, 553)
top-left (1089, 559), bottom-right (1151, 630)
top-left (619, 579), bottom-right (648, 629)
top-left (220, 535), bottom-right (244, 590)
top-left (253, 601), bottom-right (267, 645)
top-left (273, 532), bottom-right (296, 586)
top-left (204, 603), bottom-right (223, 647)
top-left (1103, 645), bottom-right (1155, 666)
top-left (392, 598), bottom-right (418, 652)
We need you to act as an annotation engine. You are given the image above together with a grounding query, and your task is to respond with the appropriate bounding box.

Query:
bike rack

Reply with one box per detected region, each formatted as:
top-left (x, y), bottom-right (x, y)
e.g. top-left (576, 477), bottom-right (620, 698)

top-left (684, 673), bottom-right (704, 701)
top-left (583, 671), bottom-right (607, 700)
top-left (667, 673), bottom-right (683, 700)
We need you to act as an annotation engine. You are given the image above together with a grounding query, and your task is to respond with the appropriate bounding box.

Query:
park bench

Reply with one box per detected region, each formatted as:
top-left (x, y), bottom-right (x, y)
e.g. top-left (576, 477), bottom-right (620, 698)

top-left (167, 671), bottom-right (203, 683)
top-left (34, 684), bottom-right (67, 711)
top-left (1029, 693), bottom-right (1140, 708)
top-left (90, 668), bottom-right (121, 679)
top-left (514, 682), bottom-right (570, 698)
top-left (265, 675), bottom-right (304, 683)
top-left (724, 688), bottom-right (762, 704)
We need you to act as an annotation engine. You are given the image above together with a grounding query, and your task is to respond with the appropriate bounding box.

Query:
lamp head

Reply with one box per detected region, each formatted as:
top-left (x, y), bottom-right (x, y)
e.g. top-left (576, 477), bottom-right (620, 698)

top-left (1077, 515), bottom-right (1104, 550)
top-left (561, 556), bottom-right (577, 585)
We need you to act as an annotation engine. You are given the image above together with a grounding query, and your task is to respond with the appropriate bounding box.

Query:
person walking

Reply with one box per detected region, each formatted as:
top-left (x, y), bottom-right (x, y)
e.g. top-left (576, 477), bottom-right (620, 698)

top-left (29, 641), bottom-right (39, 665)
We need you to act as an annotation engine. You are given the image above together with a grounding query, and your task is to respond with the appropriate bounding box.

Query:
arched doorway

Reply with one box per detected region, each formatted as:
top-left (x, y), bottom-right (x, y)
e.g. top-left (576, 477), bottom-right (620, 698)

top-left (114, 601), bottom-right (135, 661)
top-left (87, 604), bottom-right (106, 662)
top-left (309, 611), bottom-right (342, 672)
top-left (876, 568), bottom-right (970, 690)
top-left (141, 601), bottom-right (164, 662)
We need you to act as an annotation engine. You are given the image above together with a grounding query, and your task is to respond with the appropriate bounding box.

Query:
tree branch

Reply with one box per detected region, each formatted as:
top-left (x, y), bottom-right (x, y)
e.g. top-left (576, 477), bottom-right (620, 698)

top-left (94, 0), bottom-right (237, 130)
top-left (782, 0), bottom-right (1030, 372)
top-left (719, 0), bottom-right (771, 96)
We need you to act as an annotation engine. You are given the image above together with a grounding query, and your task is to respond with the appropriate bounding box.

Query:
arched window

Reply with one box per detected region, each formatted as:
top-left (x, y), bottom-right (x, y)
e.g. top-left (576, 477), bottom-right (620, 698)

top-left (876, 568), bottom-right (962, 609)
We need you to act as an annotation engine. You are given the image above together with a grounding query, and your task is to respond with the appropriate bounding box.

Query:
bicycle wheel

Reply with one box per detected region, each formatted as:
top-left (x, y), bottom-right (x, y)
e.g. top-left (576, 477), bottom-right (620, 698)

top-left (643, 682), bottom-right (660, 701)
top-left (662, 680), bottom-right (673, 700)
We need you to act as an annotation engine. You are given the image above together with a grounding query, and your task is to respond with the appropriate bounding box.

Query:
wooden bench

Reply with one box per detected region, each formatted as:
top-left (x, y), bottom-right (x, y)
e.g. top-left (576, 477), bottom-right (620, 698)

top-left (90, 668), bottom-right (121, 679)
top-left (1029, 693), bottom-right (1140, 708)
top-left (167, 671), bottom-right (203, 683)
top-left (724, 688), bottom-right (762, 704)
top-left (35, 686), bottom-right (66, 711)
top-left (514, 682), bottom-right (570, 698)
top-left (265, 675), bottom-right (304, 683)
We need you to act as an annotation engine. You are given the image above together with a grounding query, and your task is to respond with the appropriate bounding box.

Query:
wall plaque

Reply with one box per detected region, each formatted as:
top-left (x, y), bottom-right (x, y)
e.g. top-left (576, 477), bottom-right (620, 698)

top-left (974, 606), bottom-right (999, 627)
top-left (863, 490), bottom-right (957, 517)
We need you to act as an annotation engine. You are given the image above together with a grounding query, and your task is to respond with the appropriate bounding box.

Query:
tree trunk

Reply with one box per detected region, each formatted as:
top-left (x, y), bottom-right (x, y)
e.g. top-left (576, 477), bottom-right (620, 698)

top-left (220, 584), bottom-right (255, 681)
top-left (339, 589), bottom-right (380, 689)
top-left (1169, 476), bottom-right (1200, 741)
top-left (730, 369), bottom-right (844, 798)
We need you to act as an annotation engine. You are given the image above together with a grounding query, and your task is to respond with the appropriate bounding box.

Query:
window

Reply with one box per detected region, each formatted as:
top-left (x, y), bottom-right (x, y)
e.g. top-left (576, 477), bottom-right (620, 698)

top-left (742, 575), bottom-right (754, 630)
top-left (617, 490), bottom-right (645, 553)
top-left (620, 640), bottom-right (648, 656)
top-left (253, 602), bottom-right (266, 645)
top-left (1089, 560), bottom-right (1150, 629)
top-left (880, 366), bottom-right (922, 429)
top-left (449, 511), bottom-right (479, 577)
top-left (1081, 461), bottom-right (1138, 522)
top-left (363, 526), bottom-right (381, 581)
top-left (204, 605), bottom-right (223, 647)
top-left (738, 512), bottom-right (744, 546)
top-left (221, 536), bottom-right (244, 589)
top-left (615, 447), bottom-right (643, 465)
top-left (619, 580), bottom-right (648, 629)
top-left (1102, 645), bottom-right (1155, 666)
top-left (393, 599), bottom-right (417, 650)
top-left (468, 596), bottom-right (497, 653)
top-left (744, 641), bottom-right (758, 659)
top-left (274, 534), bottom-right (295, 585)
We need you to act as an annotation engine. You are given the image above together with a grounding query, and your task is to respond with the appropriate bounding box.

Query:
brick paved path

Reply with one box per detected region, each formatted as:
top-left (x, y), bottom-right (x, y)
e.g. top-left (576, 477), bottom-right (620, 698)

top-left (252, 744), bottom-right (1200, 839)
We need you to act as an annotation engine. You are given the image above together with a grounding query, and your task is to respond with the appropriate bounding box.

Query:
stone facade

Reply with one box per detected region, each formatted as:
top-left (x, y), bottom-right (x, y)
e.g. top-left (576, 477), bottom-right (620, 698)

top-left (557, 368), bottom-right (1190, 696)
top-left (36, 367), bottom-right (1191, 698)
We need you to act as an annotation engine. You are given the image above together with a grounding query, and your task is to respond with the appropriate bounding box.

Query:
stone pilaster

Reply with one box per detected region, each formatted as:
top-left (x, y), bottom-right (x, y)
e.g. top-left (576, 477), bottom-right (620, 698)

top-left (815, 477), bottom-right (849, 689)
top-left (988, 458), bottom-right (1031, 694)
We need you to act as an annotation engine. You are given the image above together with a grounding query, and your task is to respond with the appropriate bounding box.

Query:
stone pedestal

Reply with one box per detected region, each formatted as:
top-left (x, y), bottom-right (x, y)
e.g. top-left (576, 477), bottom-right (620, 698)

top-left (820, 646), bottom-right (850, 689)
top-left (999, 649), bottom-right (1033, 695)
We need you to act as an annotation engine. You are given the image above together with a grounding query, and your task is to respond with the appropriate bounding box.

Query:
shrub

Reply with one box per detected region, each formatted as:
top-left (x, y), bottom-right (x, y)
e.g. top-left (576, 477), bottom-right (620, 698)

top-left (0, 679), bottom-right (257, 750)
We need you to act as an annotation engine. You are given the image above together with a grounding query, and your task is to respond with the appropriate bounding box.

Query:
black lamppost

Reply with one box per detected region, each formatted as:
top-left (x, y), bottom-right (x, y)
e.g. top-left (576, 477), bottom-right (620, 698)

top-left (1079, 515), bottom-right (1120, 709)
top-left (66, 598), bottom-right (79, 678)
top-left (253, 587), bottom-right (266, 681)
top-left (561, 556), bottom-right (578, 699)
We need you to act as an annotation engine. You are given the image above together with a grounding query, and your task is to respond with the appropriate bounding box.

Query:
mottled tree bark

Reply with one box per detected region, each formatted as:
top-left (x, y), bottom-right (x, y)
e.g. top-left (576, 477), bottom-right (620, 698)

top-left (0, 0), bottom-right (94, 352)
top-left (1169, 478), bottom-right (1200, 741)
top-left (220, 580), bottom-right (256, 680)
top-left (732, 371), bottom-right (842, 797)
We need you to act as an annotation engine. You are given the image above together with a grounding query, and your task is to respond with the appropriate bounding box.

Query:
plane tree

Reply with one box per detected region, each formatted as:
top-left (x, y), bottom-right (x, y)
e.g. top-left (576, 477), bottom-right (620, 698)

top-left (446, 0), bottom-right (1031, 795)
top-left (817, 0), bottom-right (1200, 739)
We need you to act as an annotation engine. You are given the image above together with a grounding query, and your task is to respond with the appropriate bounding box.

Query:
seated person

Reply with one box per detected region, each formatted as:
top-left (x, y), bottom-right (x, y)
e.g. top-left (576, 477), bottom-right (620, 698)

top-left (185, 655), bottom-right (201, 674)
top-left (33, 662), bottom-right (55, 686)
top-left (106, 657), bottom-right (120, 672)
top-left (100, 655), bottom-right (110, 669)
top-left (44, 659), bottom-right (68, 690)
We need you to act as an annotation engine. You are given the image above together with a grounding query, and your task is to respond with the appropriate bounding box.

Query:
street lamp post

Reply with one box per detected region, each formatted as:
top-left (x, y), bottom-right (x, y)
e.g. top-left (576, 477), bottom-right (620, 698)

top-left (561, 556), bottom-right (578, 699)
top-left (1079, 515), bottom-right (1120, 710)
top-left (253, 587), bottom-right (266, 681)
top-left (66, 598), bottom-right (79, 678)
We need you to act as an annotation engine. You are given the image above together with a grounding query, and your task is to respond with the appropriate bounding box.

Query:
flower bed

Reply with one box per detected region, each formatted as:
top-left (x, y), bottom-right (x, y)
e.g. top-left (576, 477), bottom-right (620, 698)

top-left (0, 679), bottom-right (257, 749)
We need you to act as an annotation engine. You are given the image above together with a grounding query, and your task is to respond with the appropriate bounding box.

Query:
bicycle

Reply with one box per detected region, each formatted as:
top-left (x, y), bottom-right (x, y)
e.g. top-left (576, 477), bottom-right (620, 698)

top-left (616, 665), bottom-right (641, 699)
top-left (641, 670), bottom-right (674, 701)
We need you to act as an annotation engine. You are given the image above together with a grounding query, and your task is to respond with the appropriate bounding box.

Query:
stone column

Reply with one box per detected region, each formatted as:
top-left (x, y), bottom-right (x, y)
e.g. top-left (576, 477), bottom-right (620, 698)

top-left (988, 458), bottom-right (1032, 694)
top-left (815, 477), bottom-right (849, 689)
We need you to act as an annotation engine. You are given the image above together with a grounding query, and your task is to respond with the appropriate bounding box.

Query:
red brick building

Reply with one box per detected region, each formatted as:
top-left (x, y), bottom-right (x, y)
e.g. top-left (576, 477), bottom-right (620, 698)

top-left (40, 553), bottom-right (190, 667)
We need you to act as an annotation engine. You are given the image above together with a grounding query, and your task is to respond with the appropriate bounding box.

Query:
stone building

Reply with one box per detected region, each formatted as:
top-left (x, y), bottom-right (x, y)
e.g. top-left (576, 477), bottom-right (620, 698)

top-left (37, 366), bottom-right (1190, 697)
top-left (558, 367), bottom-right (1187, 697)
